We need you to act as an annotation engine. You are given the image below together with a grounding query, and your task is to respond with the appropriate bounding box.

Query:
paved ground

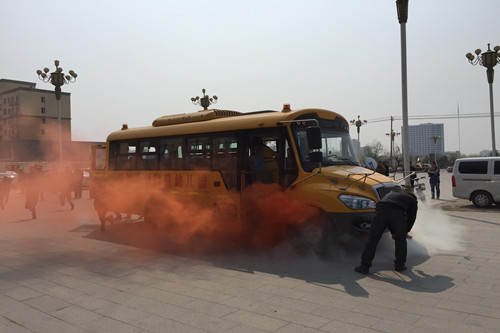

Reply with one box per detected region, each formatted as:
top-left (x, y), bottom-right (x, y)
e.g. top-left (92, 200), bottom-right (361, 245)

top-left (0, 174), bottom-right (499, 332)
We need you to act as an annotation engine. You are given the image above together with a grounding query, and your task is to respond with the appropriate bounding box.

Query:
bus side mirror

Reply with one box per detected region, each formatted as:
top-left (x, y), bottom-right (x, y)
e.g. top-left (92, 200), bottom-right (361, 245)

top-left (309, 151), bottom-right (323, 163)
top-left (307, 126), bottom-right (322, 150)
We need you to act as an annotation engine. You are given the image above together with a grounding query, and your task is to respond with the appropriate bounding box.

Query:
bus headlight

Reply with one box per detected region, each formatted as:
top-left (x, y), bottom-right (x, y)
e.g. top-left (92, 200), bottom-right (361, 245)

top-left (338, 195), bottom-right (376, 210)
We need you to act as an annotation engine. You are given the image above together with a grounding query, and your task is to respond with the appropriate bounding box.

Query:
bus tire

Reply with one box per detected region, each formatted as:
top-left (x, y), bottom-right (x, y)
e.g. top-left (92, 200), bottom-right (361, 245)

top-left (301, 211), bottom-right (330, 255)
top-left (144, 195), bottom-right (163, 228)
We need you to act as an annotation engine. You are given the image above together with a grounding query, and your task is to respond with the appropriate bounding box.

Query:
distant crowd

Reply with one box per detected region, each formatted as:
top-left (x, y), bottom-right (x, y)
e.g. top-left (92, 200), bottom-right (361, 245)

top-left (0, 164), bottom-right (85, 219)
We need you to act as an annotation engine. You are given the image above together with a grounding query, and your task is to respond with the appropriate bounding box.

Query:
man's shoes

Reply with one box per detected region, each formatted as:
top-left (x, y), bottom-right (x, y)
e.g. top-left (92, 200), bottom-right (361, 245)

top-left (354, 265), bottom-right (370, 275)
top-left (394, 265), bottom-right (407, 272)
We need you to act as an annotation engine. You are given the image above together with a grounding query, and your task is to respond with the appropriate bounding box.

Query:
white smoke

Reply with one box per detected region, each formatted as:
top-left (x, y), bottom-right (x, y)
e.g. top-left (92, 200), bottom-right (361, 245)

top-left (409, 202), bottom-right (466, 255)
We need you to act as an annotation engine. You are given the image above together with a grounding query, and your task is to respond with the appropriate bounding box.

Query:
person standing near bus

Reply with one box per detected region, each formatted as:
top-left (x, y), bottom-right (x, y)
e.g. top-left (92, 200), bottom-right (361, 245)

top-left (355, 191), bottom-right (418, 274)
top-left (250, 136), bottom-right (278, 184)
top-left (375, 161), bottom-right (386, 175)
top-left (428, 161), bottom-right (440, 199)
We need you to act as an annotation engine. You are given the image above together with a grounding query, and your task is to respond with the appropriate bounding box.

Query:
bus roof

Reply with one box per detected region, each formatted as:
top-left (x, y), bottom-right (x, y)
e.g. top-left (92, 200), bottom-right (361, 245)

top-left (107, 108), bottom-right (346, 141)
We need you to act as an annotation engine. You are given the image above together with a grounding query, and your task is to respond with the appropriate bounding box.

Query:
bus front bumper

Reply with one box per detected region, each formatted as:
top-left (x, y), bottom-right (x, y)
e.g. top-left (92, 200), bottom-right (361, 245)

top-left (327, 212), bottom-right (374, 235)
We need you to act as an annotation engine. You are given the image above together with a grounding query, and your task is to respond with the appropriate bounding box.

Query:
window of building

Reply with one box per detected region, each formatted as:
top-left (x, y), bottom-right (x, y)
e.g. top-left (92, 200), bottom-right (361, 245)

top-left (41, 129), bottom-right (45, 135)
top-left (41, 96), bottom-right (45, 103)
top-left (42, 118), bottom-right (46, 124)
top-left (41, 107), bottom-right (45, 114)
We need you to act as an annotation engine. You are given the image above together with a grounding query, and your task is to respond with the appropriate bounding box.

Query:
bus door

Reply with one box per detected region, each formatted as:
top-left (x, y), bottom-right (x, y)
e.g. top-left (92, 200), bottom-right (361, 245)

top-left (240, 127), bottom-right (298, 191)
top-left (89, 144), bottom-right (106, 199)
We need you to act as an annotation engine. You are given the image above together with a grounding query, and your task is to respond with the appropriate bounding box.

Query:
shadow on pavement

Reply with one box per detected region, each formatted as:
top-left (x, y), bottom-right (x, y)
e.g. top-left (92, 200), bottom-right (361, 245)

top-left (81, 220), bottom-right (453, 297)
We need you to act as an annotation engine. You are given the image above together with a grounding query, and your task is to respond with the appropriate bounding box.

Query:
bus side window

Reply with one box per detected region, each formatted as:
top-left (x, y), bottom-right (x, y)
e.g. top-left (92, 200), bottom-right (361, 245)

top-left (159, 138), bottom-right (184, 170)
top-left (187, 136), bottom-right (211, 170)
top-left (246, 130), bottom-right (282, 185)
top-left (117, 143), bottom-right (137, 170)
top-left (109, 142), bottom-right (118, 170)
top-left (284, 137), bottom-right (298, 187)
top-left (213, 135), bottom-right (238, 189)
top-left (139, 141), bottom-right (159, 170)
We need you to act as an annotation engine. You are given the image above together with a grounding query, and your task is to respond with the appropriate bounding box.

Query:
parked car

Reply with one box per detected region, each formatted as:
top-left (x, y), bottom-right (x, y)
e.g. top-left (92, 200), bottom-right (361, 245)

top-left (452, 157), bottom-right (500, 208)
top-left (0, 171), bottom-right (19, 183)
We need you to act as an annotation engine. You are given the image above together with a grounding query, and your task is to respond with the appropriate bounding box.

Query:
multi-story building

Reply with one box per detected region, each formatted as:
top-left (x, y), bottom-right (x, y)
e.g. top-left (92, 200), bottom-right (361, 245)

top-left (403, 123), bottom-right (445, 159)
top-left (0, 79), bottom-right (71, 161)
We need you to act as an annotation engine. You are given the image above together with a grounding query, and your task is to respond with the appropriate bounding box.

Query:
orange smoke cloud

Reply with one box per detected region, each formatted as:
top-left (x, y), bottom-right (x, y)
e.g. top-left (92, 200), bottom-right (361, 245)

top-left (93, 178), bottom-right (321, 253)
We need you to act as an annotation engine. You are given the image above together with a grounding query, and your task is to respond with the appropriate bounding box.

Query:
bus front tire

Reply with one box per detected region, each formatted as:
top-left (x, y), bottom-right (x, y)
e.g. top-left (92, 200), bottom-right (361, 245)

top-left (300, 212), bottom-right (330, 255)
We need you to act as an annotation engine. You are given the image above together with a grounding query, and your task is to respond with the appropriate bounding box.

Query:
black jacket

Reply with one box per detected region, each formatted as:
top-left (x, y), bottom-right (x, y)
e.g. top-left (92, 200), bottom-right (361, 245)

top-left (376, 191), bottom-right (418, 232)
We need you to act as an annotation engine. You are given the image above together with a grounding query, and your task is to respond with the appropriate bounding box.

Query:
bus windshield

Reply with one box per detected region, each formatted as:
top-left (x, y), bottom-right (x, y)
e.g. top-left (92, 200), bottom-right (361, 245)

top-left (292, 119), bottom-right (360, 172)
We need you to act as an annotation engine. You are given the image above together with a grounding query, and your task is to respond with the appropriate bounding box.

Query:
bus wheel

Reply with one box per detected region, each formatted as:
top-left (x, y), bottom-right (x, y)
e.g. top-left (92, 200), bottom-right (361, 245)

top-left (144, 196), bottom-right (163, 228)
top-left (301, 212), bottom-right (330, 255)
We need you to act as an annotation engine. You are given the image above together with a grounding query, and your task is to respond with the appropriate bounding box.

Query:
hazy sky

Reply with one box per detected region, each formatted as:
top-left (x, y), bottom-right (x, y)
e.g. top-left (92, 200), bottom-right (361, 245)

top-left (2, 0), bottom-right (499, 155)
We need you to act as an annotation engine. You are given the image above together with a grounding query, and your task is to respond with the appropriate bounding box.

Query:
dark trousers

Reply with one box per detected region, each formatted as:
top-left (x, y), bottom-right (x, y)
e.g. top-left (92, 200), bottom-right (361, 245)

top-left (361, 208), bottom-right (408, 268)
top-left (430, 179), bottom-right (440, 198)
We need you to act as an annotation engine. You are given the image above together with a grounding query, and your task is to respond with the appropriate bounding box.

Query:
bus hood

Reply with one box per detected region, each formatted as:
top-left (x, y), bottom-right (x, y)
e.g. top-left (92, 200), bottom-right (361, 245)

top-left (319, 165), bottom-right (393, 186)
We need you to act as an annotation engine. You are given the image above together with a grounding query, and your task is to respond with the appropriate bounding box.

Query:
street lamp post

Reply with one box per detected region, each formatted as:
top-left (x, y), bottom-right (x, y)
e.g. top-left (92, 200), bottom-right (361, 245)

top-left (386, 128), bottom-right (400, 169)
top-left (430, 135), bottom-right (441, 164)
top-left (191, 89), bottom-right (218, 110)
top-left (36, 60), bottom-right (77, 163)
top-left (350, 115), bottom-right (367, 158)
top-left (466, 44), bottom-right (500, 156)
top-left (396, 0), bottom-right (411, 189)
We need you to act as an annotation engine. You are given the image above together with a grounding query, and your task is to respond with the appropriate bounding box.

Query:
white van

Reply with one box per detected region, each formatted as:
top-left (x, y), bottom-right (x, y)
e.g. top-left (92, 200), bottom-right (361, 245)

top-left (452, 157), bottom-right (500, 207)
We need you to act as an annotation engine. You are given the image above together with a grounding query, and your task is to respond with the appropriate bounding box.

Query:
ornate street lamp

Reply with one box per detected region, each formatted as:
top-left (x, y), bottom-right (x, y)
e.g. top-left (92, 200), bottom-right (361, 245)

top-left (466, 43), bottom-right (500, 156)
top-left (396, 0), bottom-right (411, 188)
top-left (350, 115), bottom-right (367, 157)
top-left (36, 60), bottom-right (77, 163)
top-left (191, 89), bottom-right (218, 110)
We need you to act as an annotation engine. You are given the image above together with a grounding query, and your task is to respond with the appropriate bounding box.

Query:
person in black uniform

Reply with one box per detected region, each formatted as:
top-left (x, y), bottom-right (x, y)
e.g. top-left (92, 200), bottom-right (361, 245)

top-left (355, 191), bottom-right (418, 274)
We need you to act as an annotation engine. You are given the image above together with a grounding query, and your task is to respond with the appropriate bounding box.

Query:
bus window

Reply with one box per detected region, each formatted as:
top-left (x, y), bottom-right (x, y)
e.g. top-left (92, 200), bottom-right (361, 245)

top-left (187, 136), bottom-right (211, 170)
top-left (90, 144), bottom-right (106, 170)
top-left (139, 141), bottom-right (159, 170)
top-left (159, 137), bottom-right (184, 170)
top-left (247, 130), bottom-right (282, 185)
top-left (111, 142), bottom-right (138, 170)
top-left (291, 118), bottom-right (359, 172)
top-left (284, 138), bottom-right (298, 187)
top-left (213, 134), bottom-right (238, 190)
top-left (109, 142), bottom-right (118, 170)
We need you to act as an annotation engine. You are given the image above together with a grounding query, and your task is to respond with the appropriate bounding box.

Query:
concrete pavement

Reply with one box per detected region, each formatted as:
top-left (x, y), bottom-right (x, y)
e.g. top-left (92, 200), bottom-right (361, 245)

top-left (0, 174), bottom-right (499, 332)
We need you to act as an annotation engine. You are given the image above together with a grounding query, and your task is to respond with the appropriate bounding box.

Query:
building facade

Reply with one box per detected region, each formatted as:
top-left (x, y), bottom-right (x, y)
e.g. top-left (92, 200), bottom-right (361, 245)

top-left (403, 123), bottom-right (445, 159)
top-left (0, 79), bottom-right (71, 161)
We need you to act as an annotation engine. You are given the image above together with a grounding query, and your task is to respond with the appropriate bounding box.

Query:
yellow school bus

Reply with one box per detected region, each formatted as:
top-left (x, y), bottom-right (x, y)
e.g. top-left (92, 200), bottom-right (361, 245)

top-left (90, 105), bottom-right (400, 250)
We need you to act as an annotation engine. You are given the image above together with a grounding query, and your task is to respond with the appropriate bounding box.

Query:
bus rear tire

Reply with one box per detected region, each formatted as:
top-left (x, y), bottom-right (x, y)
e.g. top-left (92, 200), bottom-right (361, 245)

top-left (144, 195), bottom-right (164, 228)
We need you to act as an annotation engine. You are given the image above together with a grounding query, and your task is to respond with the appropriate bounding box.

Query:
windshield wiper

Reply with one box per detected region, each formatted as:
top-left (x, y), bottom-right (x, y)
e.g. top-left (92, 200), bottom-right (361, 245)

top-left (338, 158), bottom-right (359, 166)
